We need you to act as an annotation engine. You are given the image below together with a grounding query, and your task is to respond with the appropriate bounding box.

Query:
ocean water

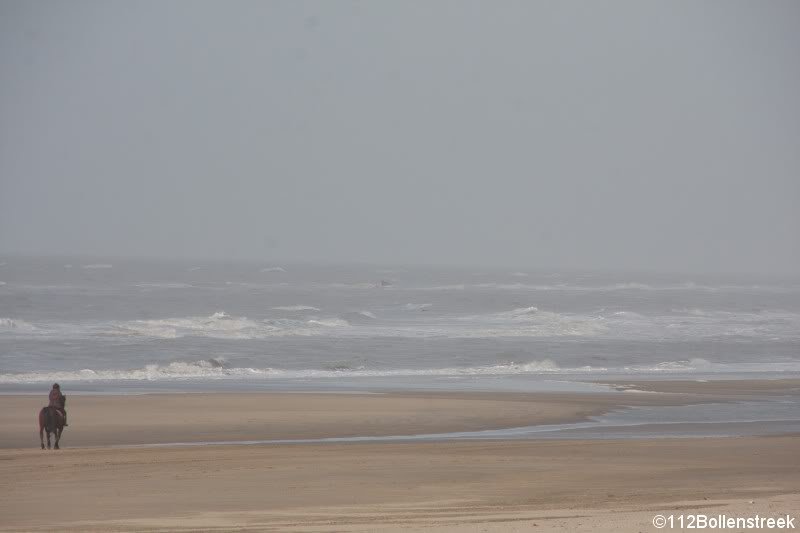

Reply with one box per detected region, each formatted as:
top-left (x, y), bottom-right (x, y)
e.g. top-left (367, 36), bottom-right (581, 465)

top-left (1, 257), bottom-right (799, 393)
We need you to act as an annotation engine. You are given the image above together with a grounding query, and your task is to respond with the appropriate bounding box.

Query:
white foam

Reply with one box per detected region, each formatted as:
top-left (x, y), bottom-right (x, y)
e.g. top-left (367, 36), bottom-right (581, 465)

top-left (651, 358), bottom-right (713, 371)
top-left (456, 307), bottom-right (609, 337)
top-left (104, 307), bottom-right (608, 339)
top-left (3, 357), bottom-right (800, 385)
top-left (4, 305), bottom-right (799, 342)
top-left (0, 358), bottom-right (565, 383)
top-left (110, 311), bottom-right (265, 340)
top-left (324, 282), bottom-right (385, 290)
top-left (348, 310), bottom-right (376, 320)
top-left (610, 311), bottom-right (647, 319)
top-left (600, 308), bottom-right (800, 340)
top-left (614, 358), bottom-right (800, 374)
top-left (671, 308), bottom-right (736, 317)
top-left (306, 318), bottom-right (351, 328)
top-left (135, 282), bottom-right (194, 289)
top-left (260, 267), bottom-right (286, 273)
top-left (81, 264), bottom-right (113, 269)
top-left (0, 317), bottom-right (36, 330)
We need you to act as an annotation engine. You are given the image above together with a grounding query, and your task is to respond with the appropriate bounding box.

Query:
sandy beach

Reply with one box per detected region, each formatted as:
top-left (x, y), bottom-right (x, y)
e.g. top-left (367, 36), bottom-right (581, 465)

top-left (1, 382), bottom-right (799, 532)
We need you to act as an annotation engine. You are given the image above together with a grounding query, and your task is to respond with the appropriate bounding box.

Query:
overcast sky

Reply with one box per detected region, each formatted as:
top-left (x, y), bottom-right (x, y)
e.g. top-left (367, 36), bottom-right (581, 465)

top-left (1, 1), bottom-right (798, 273)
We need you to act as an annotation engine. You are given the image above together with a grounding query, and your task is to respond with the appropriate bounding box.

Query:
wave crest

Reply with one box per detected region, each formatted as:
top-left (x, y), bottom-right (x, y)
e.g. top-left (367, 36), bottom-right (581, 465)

top-left (0, 317), bottom-right (36, 331)
top-left (460, 307), bottom-right (608, 337)
top-left (272, 305), bottom-right (321, 312)
top-left (4, 357), bottom-right (800, 384)
top-left (403, 303), bottom-right (432, 311)
top-left (0, 358), bottom-right (565, 383)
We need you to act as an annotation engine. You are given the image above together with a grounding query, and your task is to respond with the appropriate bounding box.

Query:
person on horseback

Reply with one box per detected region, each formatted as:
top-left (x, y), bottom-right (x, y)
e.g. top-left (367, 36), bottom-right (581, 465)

top-left (48, 383), bottom-right (67, 426)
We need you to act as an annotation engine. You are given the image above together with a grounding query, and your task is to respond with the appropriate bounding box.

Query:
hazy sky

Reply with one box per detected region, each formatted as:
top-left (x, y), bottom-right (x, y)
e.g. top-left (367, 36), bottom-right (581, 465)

top-left (1, 1), bottom-right (798, 273)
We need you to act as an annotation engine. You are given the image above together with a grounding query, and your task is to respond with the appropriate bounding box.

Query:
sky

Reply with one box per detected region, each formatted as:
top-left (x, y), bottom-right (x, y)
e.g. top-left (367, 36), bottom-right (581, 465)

top-left (1, 0), bottom-right (798, 274)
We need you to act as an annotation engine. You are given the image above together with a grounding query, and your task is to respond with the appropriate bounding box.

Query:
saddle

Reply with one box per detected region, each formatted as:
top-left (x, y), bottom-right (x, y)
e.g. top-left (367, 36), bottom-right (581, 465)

top-left (47, 406), bottom-right (66, 423)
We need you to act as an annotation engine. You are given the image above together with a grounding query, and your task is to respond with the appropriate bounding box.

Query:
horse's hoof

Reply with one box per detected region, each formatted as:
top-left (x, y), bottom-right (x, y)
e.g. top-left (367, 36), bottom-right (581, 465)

top-left (41, 445), bottom-right (45, 450)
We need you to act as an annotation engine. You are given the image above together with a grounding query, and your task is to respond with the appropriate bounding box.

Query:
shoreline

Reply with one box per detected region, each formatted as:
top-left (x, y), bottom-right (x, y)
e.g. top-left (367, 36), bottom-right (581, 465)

top-left (3, 379), bottom-right (799, 449)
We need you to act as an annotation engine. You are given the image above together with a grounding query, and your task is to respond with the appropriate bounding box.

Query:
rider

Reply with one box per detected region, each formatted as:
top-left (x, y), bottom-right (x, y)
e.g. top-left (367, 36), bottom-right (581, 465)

top-left (48, 383), bottom-right (67, 426)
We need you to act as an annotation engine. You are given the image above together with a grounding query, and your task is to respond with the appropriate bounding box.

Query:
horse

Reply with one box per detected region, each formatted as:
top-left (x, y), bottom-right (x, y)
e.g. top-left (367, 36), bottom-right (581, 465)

top-left (38, 406), bottom-right (65, 450)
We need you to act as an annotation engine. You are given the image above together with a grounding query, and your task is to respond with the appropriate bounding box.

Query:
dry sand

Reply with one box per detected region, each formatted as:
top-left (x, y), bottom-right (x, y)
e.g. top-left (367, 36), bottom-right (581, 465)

top-left (1, 382), bottom-right (798, 532)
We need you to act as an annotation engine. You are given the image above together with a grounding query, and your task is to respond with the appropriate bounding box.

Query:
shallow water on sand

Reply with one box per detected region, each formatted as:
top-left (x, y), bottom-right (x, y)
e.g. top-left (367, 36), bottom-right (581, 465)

top-left (113, 396), bottom-right (800, 447)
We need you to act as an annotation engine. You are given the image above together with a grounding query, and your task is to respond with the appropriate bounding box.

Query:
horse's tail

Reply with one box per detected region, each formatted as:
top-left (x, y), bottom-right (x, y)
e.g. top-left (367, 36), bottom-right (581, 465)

top-left (39, 407), bottom-right (49, 441)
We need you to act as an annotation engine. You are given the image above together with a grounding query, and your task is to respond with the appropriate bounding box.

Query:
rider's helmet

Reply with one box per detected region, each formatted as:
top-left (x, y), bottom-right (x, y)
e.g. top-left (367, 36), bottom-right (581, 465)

top-left (52, 383), bottom-right (60, 389)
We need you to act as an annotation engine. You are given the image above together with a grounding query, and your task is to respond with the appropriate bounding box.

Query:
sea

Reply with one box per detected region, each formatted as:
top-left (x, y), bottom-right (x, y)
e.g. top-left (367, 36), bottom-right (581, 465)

top-left (2, 257), bottom-right (800, 440)
top-left (2, 256), bottom-right (798, 391)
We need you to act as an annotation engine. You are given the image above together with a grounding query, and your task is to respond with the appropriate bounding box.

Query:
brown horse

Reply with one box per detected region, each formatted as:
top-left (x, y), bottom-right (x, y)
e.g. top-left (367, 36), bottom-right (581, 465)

top-left (39, 406), bottom-right (65, 449)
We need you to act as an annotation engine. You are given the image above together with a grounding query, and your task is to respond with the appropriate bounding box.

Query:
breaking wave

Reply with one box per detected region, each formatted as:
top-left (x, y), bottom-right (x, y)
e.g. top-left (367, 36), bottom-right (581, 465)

top-left (260, 267), bottom-right (286, 273)
top-left (650, 358), bottom-right (713, 371)
top-left (0, 358), bottom-right (565, 383)
top-left (341, 310), bottom-right (376, 323)
top-left (135, 282), bottom-right (194, 289)
top-left (305, 318), bottom-right (350, 328)
top-left (0, 317), bottom-right (36, 331)
top-left (108, 311), bottom-right (354, 339)
top-left (82, 264), bottom-right (113, 269)
top-left (272, 305), bottom-right (321, 311)
top-left (323, 282), bottom-right (390, 289)
top-left (4, 357), bottom-right (799, 384)
top-left (598, 308), bottom-right (800, 340)
top-left (3, 306), bottom-right (799, 342)
top-left (457, 307), bottom-right (609, 337)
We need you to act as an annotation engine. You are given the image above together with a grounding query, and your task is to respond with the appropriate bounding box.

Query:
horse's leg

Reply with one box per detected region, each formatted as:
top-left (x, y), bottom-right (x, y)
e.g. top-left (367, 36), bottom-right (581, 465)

top-left (39, 419), bottom-right (45, 450)
top-left (54, 427), bottom-right (61, 450)
top-left (46, 429), bottom-right (51, 449)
